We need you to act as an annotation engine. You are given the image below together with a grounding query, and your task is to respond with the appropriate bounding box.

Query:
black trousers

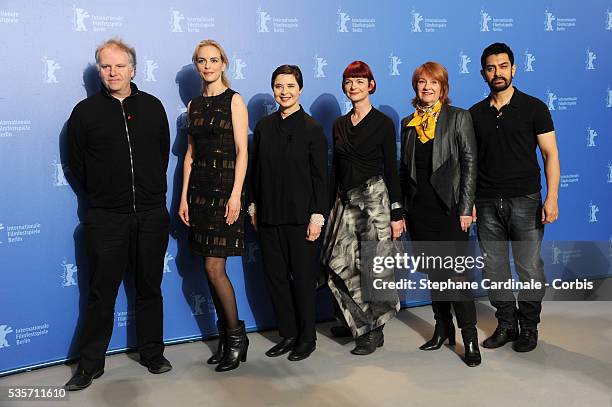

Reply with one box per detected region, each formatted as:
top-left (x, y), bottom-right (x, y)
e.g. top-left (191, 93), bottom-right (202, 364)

top-left (407, 206), bottom-right (477, 333)
top-left (258, 223), bottom-right (317, 343)
top-left (78, 207), bottom-right (169, 371)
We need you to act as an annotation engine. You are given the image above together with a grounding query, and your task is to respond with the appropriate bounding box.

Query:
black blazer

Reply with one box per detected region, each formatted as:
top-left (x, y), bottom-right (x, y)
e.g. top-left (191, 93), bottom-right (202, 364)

top-left (250, 107), bottom-right (329, 225)
top-left (399, 104), bottom-right (476, 216)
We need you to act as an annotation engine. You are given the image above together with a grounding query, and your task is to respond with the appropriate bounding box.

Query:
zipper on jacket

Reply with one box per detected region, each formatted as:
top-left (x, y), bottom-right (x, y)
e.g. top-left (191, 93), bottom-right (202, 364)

top-left (120, 101), bottom-right (137, 213)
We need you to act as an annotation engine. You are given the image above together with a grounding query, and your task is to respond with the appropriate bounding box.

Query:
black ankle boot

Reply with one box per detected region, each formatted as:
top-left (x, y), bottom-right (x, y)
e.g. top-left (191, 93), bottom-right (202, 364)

top-left (351, 329), bottom-right (384, 355)
top-left (207, 321), bottom-right (226, 364)
top-left (419, 321), bottom-right (455, 350)
top-left (462, 329), bottom-right (481, 367)
top-left (216, 321), bottom-right (248, 372)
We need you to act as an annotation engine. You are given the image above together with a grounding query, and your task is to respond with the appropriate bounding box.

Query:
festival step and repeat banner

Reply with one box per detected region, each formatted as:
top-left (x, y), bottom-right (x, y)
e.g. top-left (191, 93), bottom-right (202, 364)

top-left (0, 0), bottom-right (610, 375)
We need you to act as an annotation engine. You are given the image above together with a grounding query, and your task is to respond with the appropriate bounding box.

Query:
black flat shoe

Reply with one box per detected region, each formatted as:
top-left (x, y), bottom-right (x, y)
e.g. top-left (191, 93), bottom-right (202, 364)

top-left (351, 330), bottom-right (384, 355)
top-left (65, 368), bottom-right (104, 391)
top-left (140, 355), bottom-right (172, 374)
top-left (288, 341), bottom-right (316, 361)
top-left (265, 337), bottom-right (297, 357)
top-left (512, 328), bottom-right (538, 352)
top-left (483, 323), bottom-right (518, 349)
top-left (419, 322), bottom-right (455, 351)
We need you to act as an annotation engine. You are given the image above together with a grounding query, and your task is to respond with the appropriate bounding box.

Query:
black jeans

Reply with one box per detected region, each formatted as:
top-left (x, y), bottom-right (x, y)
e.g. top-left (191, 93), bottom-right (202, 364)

top-left (258, 223), bottom-right (317, 343)
top-left (476, 192), bottom-right (545, 329)
top-left (78, 207), bottom-right (169, 371)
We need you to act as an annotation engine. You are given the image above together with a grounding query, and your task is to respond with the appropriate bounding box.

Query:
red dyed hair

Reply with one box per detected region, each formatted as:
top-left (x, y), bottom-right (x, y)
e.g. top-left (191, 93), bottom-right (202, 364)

top-left (411, 61), bottom-right (451, 107)
top-left (342, 60), bottom-right (376, 94)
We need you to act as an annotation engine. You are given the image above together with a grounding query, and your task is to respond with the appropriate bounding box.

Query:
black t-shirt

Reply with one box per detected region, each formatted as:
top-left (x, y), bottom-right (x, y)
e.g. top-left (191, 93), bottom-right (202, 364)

top-left (469, 87), bottom-right (554, 198)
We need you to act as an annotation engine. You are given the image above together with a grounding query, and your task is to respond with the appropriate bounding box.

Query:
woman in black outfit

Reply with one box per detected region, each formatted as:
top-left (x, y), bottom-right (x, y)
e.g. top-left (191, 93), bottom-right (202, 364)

top-left (249, 65), bottom-right (328, 361)
top-left (399, 61), bottom-right (480, 366)
top-left (322, 61), bottom-right (404, 355)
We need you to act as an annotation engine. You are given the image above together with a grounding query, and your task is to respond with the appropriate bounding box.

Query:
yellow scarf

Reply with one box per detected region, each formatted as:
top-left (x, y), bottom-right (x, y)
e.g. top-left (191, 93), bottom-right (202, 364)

top-left (407, 101), bottom-right (442, 144)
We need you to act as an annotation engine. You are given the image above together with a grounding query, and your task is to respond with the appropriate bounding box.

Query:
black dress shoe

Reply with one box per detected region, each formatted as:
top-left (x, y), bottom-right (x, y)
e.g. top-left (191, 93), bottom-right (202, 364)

top-left (65, 368), bottom-right (104, 391)
top-left (288, 341), bottom-right (316, 361)
top-left (482, 323), bottom-right (518, 349)
top-left (265, 337), bottom-right (297, 357)
top-left (350, 329), bottom-right (384, 355)
top-left (419, 322), bottom-right (455, 351)
top-left (512, 328), bottom-right (538, 352)
top-left (330, 325), bottom-right (352, 338)
top-left (140, 355), bottom-right (172, 374)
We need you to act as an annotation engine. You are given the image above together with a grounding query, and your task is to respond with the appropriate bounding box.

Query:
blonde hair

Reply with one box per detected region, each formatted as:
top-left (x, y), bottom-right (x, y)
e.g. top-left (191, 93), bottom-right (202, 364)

top-left (95, 37), bottom-right (136, 68)
top-left (192, 39), bottom-right (230, 88)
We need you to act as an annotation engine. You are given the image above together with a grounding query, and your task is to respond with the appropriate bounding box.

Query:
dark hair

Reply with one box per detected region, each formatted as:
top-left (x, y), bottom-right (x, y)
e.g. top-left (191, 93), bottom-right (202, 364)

top-left (480, 42), bottom-right (514, 70)
top-left (342, 60), bottom-right (376, 94)
top-left (271, 64), bottom-right (303, 89)
top-left (411, 61), bottom-right (451, 107)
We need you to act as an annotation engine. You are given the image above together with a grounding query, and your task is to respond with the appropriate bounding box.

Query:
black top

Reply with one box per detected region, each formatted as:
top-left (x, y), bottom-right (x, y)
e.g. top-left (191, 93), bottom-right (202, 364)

top-left (469, 87), bottom-right (554, 198)
top-left (251, 106), bottom-right (329, 225)
top-left (67, 83), bottom-right (170, 213)
top-left (333, 107), bottom-right (402, 220)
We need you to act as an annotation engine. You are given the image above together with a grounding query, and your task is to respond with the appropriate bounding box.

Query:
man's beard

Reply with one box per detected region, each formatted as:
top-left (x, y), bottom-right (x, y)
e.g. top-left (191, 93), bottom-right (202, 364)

top-left (488, 76), bottom-right (512, 92)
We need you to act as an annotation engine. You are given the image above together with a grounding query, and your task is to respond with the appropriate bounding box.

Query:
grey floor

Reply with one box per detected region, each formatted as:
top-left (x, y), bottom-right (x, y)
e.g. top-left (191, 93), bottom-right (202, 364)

top-left (1, 301), bottom-right (611, 407)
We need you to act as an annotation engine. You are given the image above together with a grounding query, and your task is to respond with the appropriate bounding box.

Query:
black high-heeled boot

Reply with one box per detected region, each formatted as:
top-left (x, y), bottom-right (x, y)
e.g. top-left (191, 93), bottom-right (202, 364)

top-left (207, 321), bottom-right (226, 364)
top-left (462, 329), bottom-right (481, 367)
top-left (216, 321), bottom-right (249, 372)
top-left (419, 321), bottom-right (456, 350)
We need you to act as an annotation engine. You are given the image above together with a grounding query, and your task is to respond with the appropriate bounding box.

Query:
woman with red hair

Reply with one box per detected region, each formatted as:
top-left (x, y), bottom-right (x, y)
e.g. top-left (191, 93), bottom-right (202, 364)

top-left (322, 61), bottom-right (404, 355)
top-left (399, 61), bottom-right (480, 366)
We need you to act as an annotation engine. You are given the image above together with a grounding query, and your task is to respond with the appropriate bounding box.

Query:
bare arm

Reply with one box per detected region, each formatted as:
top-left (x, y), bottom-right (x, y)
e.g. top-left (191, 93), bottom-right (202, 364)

top-left (179, 102), bottom-right (194, 226)
top-left (225, 93), bottom-right (249, 225)
top-left (537, 130), bottom-right (560, 224)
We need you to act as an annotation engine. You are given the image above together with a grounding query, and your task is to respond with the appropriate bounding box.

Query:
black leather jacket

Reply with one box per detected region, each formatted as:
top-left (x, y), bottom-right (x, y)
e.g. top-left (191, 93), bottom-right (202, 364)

top-left (399, 104), bottom-right (477, 216)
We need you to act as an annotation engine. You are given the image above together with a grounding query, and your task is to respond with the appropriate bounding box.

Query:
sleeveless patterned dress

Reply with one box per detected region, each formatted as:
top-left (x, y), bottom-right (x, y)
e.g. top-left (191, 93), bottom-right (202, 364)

top-left (187, 88), bottom-right (244, 257)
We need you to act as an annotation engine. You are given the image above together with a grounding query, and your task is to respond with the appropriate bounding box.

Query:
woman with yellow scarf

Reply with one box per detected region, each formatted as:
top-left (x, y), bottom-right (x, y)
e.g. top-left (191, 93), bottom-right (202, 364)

top-left (399, 62), bottom-right (480, 366)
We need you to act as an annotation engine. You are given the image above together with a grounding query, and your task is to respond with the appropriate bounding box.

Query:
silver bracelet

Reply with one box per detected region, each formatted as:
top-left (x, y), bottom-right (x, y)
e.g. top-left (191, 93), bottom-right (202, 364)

top-left (247, 203), bottom-right (256, 217)
top-left (310, 213), bottom-right (325, 227)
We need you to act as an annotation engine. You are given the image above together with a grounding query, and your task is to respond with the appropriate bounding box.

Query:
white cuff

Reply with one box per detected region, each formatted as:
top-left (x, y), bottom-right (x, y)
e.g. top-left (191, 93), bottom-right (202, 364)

top-left (247, 203), bottom-right (256, 217)
top-left (310, 213), bottom-right (325, 227)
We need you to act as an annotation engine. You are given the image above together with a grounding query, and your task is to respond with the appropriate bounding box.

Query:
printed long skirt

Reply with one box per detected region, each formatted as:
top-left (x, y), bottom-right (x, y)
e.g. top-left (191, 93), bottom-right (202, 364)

top-left (322, 175), bottom-right (400, 338)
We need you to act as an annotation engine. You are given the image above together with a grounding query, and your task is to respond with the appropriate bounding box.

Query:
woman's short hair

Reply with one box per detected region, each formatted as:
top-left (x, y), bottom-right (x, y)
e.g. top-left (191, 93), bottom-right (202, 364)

top-left (411, 61), bottom-right (451, 107)
top-left (342, 61), bottom-right (376, 94)
top-left (191, 39), bottom-right (230, 88)
top-left (270, 64), bottom-right (303, 89)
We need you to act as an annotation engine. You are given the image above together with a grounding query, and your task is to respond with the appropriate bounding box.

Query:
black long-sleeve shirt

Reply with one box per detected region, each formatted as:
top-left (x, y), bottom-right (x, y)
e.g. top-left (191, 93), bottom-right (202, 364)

top-left (250, 106), bottom-right (329, 225)
top-left (332, 107), bottom-right (402, 220)
top-left (67, 83), bottom-right (170, 213)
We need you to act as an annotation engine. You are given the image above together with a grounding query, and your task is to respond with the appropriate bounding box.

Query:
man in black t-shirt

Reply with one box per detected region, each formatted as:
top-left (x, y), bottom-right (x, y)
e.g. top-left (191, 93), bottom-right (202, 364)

top-left (470, 43), bottom-right (560, 353)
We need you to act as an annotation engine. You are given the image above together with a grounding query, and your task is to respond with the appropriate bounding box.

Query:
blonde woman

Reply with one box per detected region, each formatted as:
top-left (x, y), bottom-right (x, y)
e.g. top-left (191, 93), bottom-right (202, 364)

top-left (178, 40), bottom-right (249, 372)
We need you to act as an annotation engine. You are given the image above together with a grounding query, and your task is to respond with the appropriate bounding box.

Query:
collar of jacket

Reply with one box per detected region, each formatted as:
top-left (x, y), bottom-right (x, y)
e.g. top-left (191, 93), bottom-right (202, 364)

top-left (100, 82), bottom-right (140, 101)
top-left (404, 103), bottom-right (451, 181)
